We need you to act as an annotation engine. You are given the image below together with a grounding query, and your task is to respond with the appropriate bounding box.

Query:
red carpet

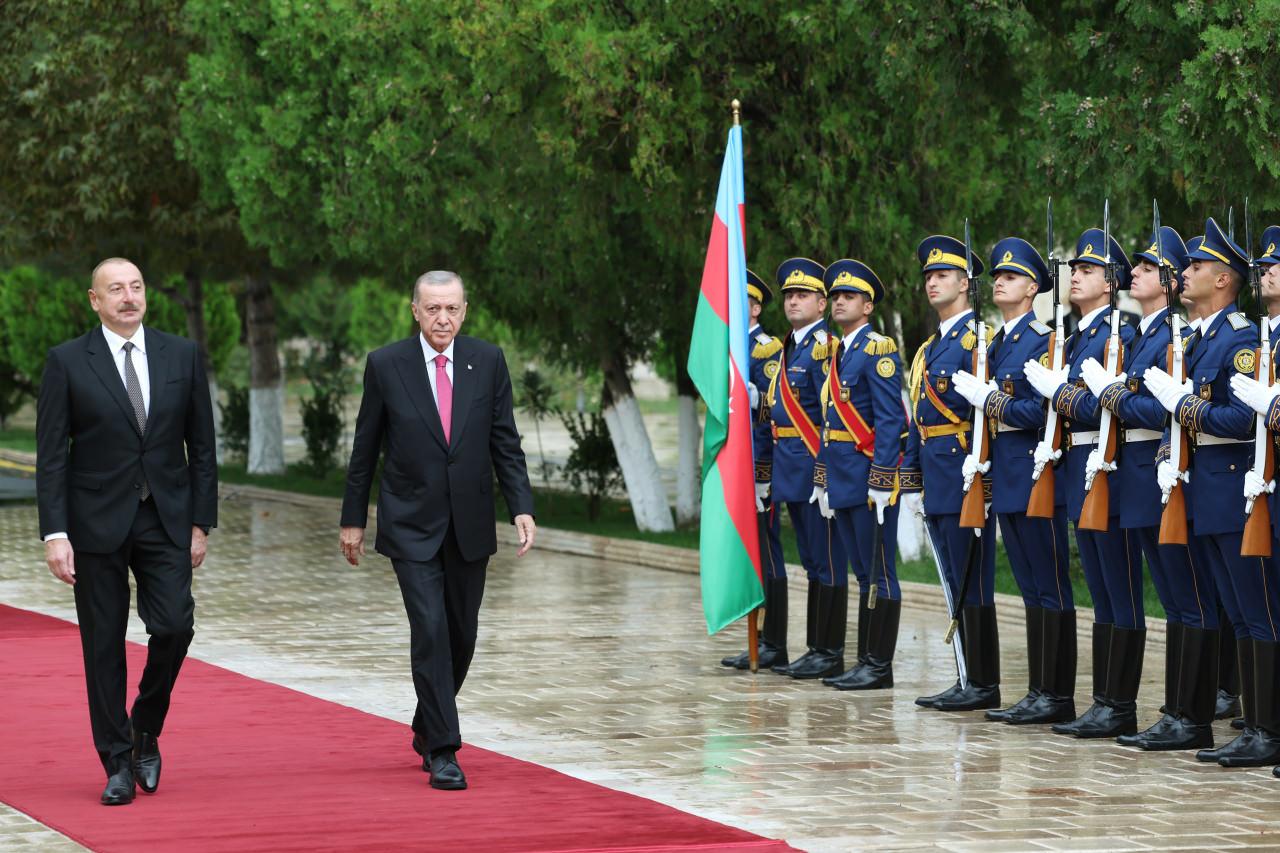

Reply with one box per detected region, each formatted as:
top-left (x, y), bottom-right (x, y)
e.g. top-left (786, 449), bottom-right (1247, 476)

top-left (0, 604), bottom-right (793, 852)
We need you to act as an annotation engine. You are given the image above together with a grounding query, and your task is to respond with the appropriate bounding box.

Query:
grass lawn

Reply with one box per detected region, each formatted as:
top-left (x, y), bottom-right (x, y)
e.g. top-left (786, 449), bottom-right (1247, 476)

top-left (218, 462), bottom-right (1167, 620)
top-left (0, 427), bottom-right (37, 454)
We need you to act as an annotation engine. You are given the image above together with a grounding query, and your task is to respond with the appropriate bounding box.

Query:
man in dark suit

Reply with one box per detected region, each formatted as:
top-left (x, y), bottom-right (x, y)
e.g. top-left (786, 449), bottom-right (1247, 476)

top-left (340, 270), bottom-right (535, 791)
top-left (36, 258), bottom-right (218, 805)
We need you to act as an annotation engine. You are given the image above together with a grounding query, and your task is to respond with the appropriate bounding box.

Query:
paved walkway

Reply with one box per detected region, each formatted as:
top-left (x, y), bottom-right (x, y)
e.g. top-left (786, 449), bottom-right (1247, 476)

top-left (2, 495), bottom-right (1278, 852)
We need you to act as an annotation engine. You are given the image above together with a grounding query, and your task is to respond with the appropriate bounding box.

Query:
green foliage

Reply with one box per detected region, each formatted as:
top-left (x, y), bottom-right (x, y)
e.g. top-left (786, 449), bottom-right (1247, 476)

top-left (519, 367), bottom-right (558, 484)
top-left (299, 337), bottom-right (350, 476)
top-left (219, 385), bottom-right (250, 462)
top-left (559, 410), bottom-right (623, 521)
top-left (0, 267), bottom-right (92, 386)
top-left (348, 278), bottom-right (414, 356)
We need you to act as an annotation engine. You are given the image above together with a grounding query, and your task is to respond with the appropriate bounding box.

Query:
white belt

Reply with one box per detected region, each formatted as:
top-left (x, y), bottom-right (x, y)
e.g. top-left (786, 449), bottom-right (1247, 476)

top-left (1070, 430), bottom-right (1099, 446)
top-left (996, 421), bottom-right (1029, 433)
top-left (1124, 429), bottom-right (1161, 443)
top-left (1195, 433), bottom-right (1251, 447)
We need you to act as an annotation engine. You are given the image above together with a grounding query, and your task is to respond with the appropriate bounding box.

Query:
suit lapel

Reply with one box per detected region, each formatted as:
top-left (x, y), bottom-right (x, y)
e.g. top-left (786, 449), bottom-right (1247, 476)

top-left (447, 337), bottom-right (476, 448)
top-left (84, 326), bottom-right (143, 439)
top-left (142, 328), bottom-right (168, 445)
top-left (394, 337), bottom-right (448, 451)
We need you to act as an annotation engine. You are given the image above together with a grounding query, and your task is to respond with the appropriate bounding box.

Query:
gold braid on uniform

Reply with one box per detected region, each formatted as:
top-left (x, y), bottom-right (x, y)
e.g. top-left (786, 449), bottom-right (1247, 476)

top-left (1155, 442), bottom-right (1171, 463)
top-left (983, 390), bottom-right (1012, 422)
top-left (813, 461), bottom-right (827, 487)
top-left (898, 338), bottom-right (931, 495)
top-left (864, 335), bottom-right (898, 356)
top-left (751, 337), bottom-right (783, 360)
top-left (868, 464), bottom-right (897, 490)
top-left (1267, 397), bottom-right (1280, 434)
top-left (1097, 381), bottom-right (1128, 414)
top-left (1053, 382), bottom-right (1085, 418)
top-left (1176, 395), bottom-right (1207, 432)
top-left (755, 461), bottom-right (772, 483)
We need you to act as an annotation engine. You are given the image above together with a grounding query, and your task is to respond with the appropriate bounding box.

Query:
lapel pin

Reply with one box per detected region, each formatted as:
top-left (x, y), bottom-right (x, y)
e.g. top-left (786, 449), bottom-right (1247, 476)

top-left (466, 363), bottom-right (473, 370)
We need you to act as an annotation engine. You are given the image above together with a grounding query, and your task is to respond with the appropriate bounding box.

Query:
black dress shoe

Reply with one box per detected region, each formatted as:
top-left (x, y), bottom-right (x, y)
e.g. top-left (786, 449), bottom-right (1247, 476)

top-left (1218, 729), bottom-right (1280, 767)
top-left (1052, 701), bottom-right (1105, 736)
top-left (986, 690), bottom-right (1038, 722)
top-left (1197, 729), bottom-right (1258, 763)
top-left (772, 648), bottom-right (816, 675)
top-left (824, 659), bottom-right (893, 691)
top-left (1137, 716), bottom-right (1214, 751)
top-left (1215, 688), bottom-right (1242, 720)
top-left (1051, 701), bottom-right (1136, 738)
top-left (428, 751), bottom-right (467, 790)
top-left (720, 650), bottom-right (751, 669)
top-left (1117, 714), bottom-right (1176, 748)
top-left (719, 644), bottom-right (789, 670)
top-left (1005, 693), bottom-right (1076, 726)
top-left (934, 683), bottom-right (1001, 712)
top-left (916, 681), bottom-right (962, 709)
top-left (788, 650), bottom-right (843, 680)
top-left (1232, 717), bottom-right (1247, 730)
top-left (101, 766), bottom-right (135, 806)
top-left (132, 731), bottom-right (161, 793)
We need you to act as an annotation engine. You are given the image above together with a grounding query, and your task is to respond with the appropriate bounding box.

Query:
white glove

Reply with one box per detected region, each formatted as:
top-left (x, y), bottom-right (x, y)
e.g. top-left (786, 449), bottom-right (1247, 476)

top-left (1024, 359), bottom-right (1069, 399)
top-left (754, 481), bottom-right (769, 513)
top-left (1231, 373), bottom-right (1280, 416)
top-left (953, 370), bottom-right (998, 408)
top-left (961, 453), bottom-right (991, 494)
top-left (1244, 469), bottom-right (1275, 504)
top-left (1031, 439), bottom-right (1062, 480)
top-left (1083, 447), bottom-right (1117, 492)
top-left (809, 485), bottom-right (834, 519)
top-left (1144, 366), bottom-right (1193, 413)
top-left (1081, 357), bottom-right (1126, 399)
top-left (901, 491), bottom-right (924, 518)
top-left (1156, 459), bottom-right (1189, 504)
top-left (867, 488), bottom-right (893, 524)
top-left (748, 382), bottom-right (761, 410)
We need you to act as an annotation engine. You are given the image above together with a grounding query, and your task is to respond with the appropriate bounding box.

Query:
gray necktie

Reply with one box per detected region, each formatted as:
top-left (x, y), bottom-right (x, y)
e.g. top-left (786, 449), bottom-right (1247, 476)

top-left (123, 341), bottom-right (150, 500)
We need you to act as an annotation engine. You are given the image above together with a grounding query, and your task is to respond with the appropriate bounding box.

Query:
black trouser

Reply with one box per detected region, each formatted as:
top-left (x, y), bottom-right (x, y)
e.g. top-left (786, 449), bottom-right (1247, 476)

top-left (72, 499), bottom-right (194, 776)
top-left (392, 524), bottom-right (488, 756)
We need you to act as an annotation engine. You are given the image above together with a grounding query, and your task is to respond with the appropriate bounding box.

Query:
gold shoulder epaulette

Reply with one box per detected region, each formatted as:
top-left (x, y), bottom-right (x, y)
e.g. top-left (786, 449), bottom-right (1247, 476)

top-left (811, 340), bottom-right (830, 360)
top-left (864, 333), bottom-right (898, 356)
top-left (1029, 320), bottom-right (1051, 336)
top-left (752, 337), bottom-right (782, 359)
top-left (1228, 311), bottom-right (1250, 331)
top-left (961, 330), bottom-right (977, 351)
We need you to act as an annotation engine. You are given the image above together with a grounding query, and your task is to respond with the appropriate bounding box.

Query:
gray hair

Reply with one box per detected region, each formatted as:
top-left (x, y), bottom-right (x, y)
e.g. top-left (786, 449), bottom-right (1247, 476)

top-left (412, 270), bottom-right (466, 303)
top-left (91, 257), bottom-right (140, 288)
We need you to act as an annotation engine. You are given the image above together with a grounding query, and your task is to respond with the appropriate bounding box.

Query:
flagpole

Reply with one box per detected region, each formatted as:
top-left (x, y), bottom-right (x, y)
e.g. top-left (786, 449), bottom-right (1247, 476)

top-left (731, 97), bottom-right (761, 674)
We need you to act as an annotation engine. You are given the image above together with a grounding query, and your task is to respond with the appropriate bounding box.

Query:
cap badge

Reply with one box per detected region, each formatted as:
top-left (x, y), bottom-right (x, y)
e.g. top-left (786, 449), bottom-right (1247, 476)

top-left (1001, 251), bottom-right (1013, 263)
top-left (927, 247), bottom-right (943, 263)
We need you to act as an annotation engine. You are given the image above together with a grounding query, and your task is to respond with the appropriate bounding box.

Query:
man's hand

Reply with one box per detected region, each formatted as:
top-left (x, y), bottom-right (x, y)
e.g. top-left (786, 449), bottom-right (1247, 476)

top-left (867, 489), bottom-right (893, 524)
top-left (754, 481), bottom-right (770, 514)
top-left (961, 454), bottom-right (990, 493)
top-left (953, 370), bottom-right (997, 409)
top-left (191, 527), bottom-right (208, 569)
top-left (1157, 460), bottom-right (1188, 504)
top-left (1083, 447), bottom-right (1116, 492)
top-left (340, 526), bottom-right (366, 566)
top-left (514, 514), bottom-right (536, 557)
top-left (1081, 358), bottom-right (1125, 398)
top-left (809, 485), bottom-right (833, 519)
top-left (1244, 469), bottom-right (1275, 504)
top-left (1024, 359), bottom-right (1069, 399)
top-left (1231, 373), bottom-right (1280, 416)
top-left (1144, 366), bottom-right (1192, 413)
top-left (45, 538), bottom-right (75, 585)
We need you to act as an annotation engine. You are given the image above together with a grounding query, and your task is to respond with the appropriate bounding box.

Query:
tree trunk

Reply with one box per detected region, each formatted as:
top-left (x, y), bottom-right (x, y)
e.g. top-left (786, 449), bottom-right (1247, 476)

top-left (673, 357), bottom-right (701, 526)
top-left (599, 353), bottom-right (674, 533)
top-left (182, 270), bottom-right (224, 464)
top-left (245, 273), bottom-right (285, 474)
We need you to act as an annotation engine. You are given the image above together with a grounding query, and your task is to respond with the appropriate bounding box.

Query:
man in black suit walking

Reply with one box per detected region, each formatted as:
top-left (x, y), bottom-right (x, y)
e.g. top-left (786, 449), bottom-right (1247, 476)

top-left (340, 270), bottom-right (535, 791)
top-left (36, 258), bottom-right (217, 805)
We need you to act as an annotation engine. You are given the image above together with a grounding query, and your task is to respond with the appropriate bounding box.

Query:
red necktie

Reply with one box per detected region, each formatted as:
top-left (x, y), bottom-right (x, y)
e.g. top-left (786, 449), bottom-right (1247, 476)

top-left (434, 353), bottom-right (452, 443)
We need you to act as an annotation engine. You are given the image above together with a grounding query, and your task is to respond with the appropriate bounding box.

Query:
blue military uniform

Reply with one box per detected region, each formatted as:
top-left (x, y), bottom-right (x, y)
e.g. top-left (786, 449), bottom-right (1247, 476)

top-left (1096, 228), bottom-right (1223, 750)
top-left (1172, 218), bottom-right (1280, 768)
top-left (720, 270), bottom-right (789, 671)
top-left (1045, 228), bottom-right (1144, 740)
top-left (974, 238), bottom-right (1075, 725)
top-left (813, 260), bottom-right (906, 692)
top-left (900, 235), bottom-right (1001, 711)
top-left (766, 258), bottom-right (850, 680)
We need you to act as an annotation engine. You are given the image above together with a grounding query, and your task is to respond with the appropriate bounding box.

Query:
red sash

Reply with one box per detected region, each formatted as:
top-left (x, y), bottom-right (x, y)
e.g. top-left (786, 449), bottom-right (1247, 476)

top-left (778, 359), bottom-right (821, 458)
top-left (826, 344), bottom-right (875, 457)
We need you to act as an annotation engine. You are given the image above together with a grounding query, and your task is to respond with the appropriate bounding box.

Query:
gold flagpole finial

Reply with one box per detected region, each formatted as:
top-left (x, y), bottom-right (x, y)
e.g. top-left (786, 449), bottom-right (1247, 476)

top-left (731, 98), bottom-right (741, 126)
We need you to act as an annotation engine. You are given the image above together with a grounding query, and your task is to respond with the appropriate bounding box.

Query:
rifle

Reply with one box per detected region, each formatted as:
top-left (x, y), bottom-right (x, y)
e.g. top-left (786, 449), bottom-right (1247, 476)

top-left (1079, 199), bottom-right (1122, 531)
top-left (1155, 201), bottom-right (1190, 545)
top-left (946, 219), bottom-right (988, 644)
top-left (1028, 197), bottom-right (1064, 518)
top-left (1241, 196), bottom-right (1273, 557)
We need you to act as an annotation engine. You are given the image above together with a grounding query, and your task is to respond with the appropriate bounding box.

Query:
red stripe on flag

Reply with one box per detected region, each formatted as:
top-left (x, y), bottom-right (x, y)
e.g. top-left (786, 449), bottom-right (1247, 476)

top-left (699, 214), bottom-right (730, 325)
top-left (720, 360), bottom-right (762, 579)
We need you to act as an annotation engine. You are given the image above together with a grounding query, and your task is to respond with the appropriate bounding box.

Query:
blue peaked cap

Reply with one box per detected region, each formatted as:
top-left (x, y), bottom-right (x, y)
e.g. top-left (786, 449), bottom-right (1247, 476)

top-left (917, 234), bottom-right (984, 276)
top-left (824, 259), bottom-right (885, 303)
top-left (1069, 228), bottom-right (1132, 290)
top-left (988, 237), bottom-right (1051, 293)
top-left (1186, 217), bottom-right (1249, 278)
top-left (1134, 226), bottom-right (1190, 274)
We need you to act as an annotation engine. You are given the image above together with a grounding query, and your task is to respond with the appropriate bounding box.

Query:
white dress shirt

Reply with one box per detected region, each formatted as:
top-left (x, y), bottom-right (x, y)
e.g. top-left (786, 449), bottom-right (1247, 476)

top-left (420, 334), bottom-right (455, 407)
top-left (1002, 311), bottom-right (1033, 338)
top-left (1077, 305), bottom-right (1108, 332)
top-left (938, 309), bottom-right (971, 340)
top-left (101, 324), bottom-right (151, 415)
top-left (791, 318), bottom-right (822, 346)
top-left (841, 323), bottom-right (869, 352)
top-left (45, 325), bottom-right (150, 543)
top-left (1139, 309), bottom-right (1163, 336)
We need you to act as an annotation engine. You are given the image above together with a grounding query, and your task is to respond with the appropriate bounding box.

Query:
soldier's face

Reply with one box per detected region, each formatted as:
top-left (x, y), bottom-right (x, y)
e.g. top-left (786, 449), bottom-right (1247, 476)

top-left (1181, 259), bottom-right (1218, 301)
top-left (1262, 263), bottom-right (1280, 302)
top-left (748, 297), bottom-right (763, 325)
top-left (923, 269), bottom-right (965, 311)
top-left (783, 290), bottom-right (824, 327)
top-left (991, 272), bottom-right (1035, 308)
top-left (1068, 262), bottom-right (1107, 308)
top-left (1129, 259), bottom-right (1164, 302)
top-left (830, 291), bottom-right (871, 328)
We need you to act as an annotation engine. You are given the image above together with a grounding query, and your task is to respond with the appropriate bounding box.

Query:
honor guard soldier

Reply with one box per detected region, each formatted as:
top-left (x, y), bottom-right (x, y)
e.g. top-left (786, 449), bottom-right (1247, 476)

top-left (1146, 217), bottom-right (1280, 768)
top-left (1083, 226), bottom-right (1224, 750)
top-left (809, 260), bottom-right (906, 691)
top-left (766, 258), bottom-right (850, 680)
top-left (900, 235), bottom-right (1002, 712)
top-left (721, 270), bottom-right (789, 671)
top-left (1025, 226), bottom-right (1143, 739)
top-left (952, 238), bottom-right (1076, 725)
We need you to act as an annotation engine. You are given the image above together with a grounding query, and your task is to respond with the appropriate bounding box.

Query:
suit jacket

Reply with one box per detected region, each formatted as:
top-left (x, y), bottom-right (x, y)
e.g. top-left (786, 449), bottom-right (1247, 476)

top-left (340, 334), bottom-right (534, 563)
top-left (36, 326), bottom-right (218, 553)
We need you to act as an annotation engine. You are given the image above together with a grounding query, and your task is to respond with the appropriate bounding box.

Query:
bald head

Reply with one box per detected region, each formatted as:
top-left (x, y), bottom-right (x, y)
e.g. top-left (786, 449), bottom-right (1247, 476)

top-left (88, 257), bottom-right (147, 337)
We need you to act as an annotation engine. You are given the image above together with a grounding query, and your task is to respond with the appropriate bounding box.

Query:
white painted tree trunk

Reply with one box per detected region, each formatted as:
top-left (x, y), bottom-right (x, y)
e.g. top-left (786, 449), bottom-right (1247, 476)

top-left (602, 393), bottom-right (675, 532)
top-left (897, 510), bottom-right (925, 561)
top-left (208, 374), bottom-right (224, 466)
top-left (248, 385), bottom-right (285, 474)
top-left (675, 394), bottom-right (700, 525)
